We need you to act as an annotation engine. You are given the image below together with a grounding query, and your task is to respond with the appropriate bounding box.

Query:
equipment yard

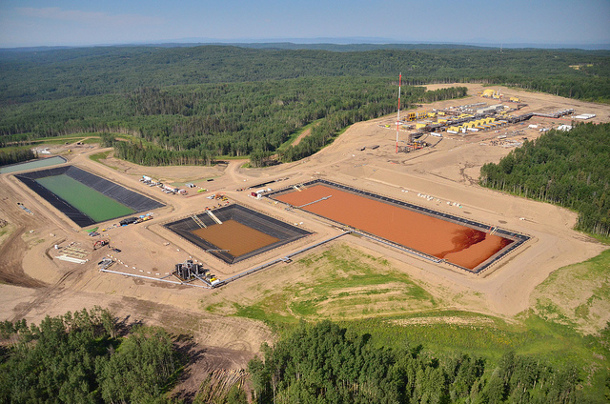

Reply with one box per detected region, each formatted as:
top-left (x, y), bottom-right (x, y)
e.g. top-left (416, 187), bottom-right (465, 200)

top-left (1, 83), bottom-right (609, 380)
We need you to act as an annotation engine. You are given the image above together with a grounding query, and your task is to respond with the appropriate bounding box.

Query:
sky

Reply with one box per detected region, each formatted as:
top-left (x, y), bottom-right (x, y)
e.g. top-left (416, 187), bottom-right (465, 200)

top-left (0, 0), bottom-right (609, 48)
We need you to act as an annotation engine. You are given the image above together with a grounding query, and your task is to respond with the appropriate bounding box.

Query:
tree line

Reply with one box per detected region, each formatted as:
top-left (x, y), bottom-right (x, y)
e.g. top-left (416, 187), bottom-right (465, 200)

top-left (480, 122), bottom-right (610, 236)
top-left (249, 320), bottom-right (592, 403)
top-left (0, 148), bottom-right (36, 167)
top-left (0, 307), bottom-right (180, 403)
top-left (1, 310), bottom-right (607, 402)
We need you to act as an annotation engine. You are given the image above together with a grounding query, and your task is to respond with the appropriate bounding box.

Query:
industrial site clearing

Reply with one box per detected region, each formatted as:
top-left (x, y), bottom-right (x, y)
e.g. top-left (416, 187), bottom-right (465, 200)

top-left (1, 83), bottom-right (609, 381)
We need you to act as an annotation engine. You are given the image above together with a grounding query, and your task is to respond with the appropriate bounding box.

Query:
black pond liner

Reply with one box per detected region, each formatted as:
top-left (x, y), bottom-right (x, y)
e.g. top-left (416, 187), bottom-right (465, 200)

top-left (16, 166), bottom-right (164, 227)
top-left (164, 204), bottom-right (311, 264)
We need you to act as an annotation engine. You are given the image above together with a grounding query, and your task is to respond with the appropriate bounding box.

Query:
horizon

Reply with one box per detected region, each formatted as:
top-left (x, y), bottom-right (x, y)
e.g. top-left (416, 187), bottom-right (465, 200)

top-left (2, 38), bottom-right (610, 52)
top-left (1, 0), bottom-right (609, 49)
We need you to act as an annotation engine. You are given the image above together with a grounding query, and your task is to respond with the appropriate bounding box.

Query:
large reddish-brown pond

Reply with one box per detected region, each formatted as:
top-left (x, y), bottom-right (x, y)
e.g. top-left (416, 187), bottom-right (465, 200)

top-left (274, 184), bottom-right (512, 270)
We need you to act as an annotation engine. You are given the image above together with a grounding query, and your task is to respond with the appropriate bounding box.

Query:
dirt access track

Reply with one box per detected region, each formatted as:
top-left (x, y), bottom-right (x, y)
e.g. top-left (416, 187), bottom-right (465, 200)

top-left (1, 83), bottom-right (609, 372)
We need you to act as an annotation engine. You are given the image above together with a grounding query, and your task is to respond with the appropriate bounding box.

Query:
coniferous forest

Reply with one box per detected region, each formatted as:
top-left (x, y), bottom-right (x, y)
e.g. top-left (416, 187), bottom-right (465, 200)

top-left (248, 321), bottom-right (588, 404)
top-left (0, 77), bottom-right (464, 166)
top-left (3, 312), bottom-right (607, 403)
top-left (480, 123), bottom-right (610, 236)
top-left (0, 148), bottom-right (36, 166)
top-left (1, 44), bottom-right (608, 166)
top-left (0, 308), bottom-right (179, 403)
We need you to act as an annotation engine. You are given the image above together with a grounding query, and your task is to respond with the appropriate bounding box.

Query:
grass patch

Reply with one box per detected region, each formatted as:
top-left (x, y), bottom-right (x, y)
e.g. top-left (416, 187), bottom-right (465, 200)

top-left (89, 151), bottom-right (111, 164)
top-left (89, 150), bottom-right (119, 170)
top-left (228, 244), bottom-right (436, 325)
top-left (591, 233), bottom-right (610, 245)
top-left (223, 244), bottom-right (610, 400)
top-left (212, 242), bottom-right (610, 395)
top-left (212, 155), bottom-right (250, 161)
top-left (80, 137), bottom-right (102, 144)
top-left (0, 144), bottom-right (33, 154)
top-left (26, 134), bottom-right (88, 145)
top-left (0, 224), bottom-right (13, 244)
top-left (342, 311), bottom-right (609, 401)
top-left (203, 301), bottom-right (228, 314)
top-left (531, 249), bottom-right (610, 333)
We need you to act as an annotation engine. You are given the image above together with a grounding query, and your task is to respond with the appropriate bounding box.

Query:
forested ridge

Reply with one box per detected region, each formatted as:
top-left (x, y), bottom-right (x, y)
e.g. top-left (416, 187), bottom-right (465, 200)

top-left (480, 123), bottom-right (610, 236)
top-left (1, 45), bottom-right (608, 105)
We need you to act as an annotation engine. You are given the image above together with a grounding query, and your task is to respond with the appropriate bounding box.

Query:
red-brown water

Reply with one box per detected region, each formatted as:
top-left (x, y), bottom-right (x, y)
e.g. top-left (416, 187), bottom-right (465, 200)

top-left (274, 184), bottom-right (512, 270)
top-left (191, 220), bottom-right (280, 258)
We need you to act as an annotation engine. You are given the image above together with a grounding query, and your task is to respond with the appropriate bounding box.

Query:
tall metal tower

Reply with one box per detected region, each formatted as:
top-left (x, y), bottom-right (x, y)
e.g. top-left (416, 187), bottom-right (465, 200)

top-left (396, 73), bottom-right (402, 153)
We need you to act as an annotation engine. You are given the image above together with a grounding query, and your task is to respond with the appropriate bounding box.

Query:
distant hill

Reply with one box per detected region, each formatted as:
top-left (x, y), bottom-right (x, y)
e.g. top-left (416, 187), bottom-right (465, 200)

top-left (0, 44), bottom-right (608, 105)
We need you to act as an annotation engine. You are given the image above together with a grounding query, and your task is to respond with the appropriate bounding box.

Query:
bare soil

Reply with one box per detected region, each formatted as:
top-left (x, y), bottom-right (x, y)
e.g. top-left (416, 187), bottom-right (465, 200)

top-left (291, 128), bottom-right (312, 147)
top-left (1, 83), bottom-right (608, 399)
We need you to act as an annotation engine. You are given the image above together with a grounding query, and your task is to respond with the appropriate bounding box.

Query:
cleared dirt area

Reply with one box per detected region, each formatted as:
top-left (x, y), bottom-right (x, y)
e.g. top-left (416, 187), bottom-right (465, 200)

top-left (1, 83), bottom-right (608, 397)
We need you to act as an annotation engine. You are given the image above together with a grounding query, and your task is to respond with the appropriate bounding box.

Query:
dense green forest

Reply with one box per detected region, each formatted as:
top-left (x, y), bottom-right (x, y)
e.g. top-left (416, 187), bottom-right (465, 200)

top-left (0, 77), bottom-right (404, 159)
top-left (0, 76), bottom-right (466, 166)
top-left (0, 45), bottom-right (608, 166)
top-left (0, 148), bottom-right (36, 166)
top-left (0, 307), bottom-right (180, 403)
top-left (3, 310), bottom-right (607, 403)
top-left (249, 320), bottom-right (603, 404)
top-left (1, 45), bottom-right (608, 105)
top-left (480, 123), bottom-right (610, 236)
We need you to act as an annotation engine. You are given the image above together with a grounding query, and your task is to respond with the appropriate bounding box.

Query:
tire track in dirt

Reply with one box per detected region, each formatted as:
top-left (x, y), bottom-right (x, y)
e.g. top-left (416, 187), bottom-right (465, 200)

top-left (9, 270), bottom-right (76, 321)
top-left (0, 211), bottom-right (47, 289)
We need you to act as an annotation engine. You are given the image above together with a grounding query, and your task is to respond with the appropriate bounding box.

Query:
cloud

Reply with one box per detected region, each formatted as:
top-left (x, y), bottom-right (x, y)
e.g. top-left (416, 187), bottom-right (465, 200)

top-left (15, 7), bottom-right (163, 25)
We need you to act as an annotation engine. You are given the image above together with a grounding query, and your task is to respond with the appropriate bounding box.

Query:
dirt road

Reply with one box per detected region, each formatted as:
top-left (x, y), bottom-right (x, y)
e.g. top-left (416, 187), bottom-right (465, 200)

top-left (0, 84), bottom-right (608, 389)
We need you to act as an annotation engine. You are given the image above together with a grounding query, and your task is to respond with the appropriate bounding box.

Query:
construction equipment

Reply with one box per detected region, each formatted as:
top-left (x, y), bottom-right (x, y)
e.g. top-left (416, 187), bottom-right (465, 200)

top-left (174, 259), bottom-right (207, 281)
top-left (93, 240), bottom-right (109, 250)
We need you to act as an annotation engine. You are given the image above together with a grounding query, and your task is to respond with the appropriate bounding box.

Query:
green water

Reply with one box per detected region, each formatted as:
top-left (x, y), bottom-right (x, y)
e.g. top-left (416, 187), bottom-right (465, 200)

top-left (36, 174), bottom-right (135, 222)
top-left (0, 156), bottom-right (66, 174)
